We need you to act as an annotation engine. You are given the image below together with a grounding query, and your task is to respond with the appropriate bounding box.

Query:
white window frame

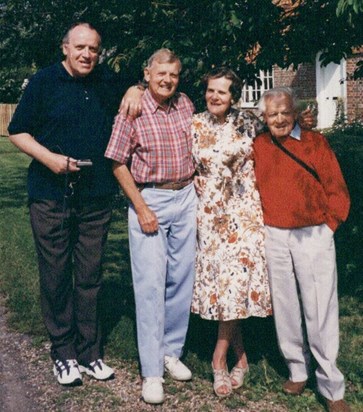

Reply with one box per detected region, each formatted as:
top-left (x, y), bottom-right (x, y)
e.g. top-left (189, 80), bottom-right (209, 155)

top-left (240, 69), bottom-right (274, 108)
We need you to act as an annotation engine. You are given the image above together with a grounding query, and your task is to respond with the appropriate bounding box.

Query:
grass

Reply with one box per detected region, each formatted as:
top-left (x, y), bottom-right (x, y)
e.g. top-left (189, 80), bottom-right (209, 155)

top-left (0, 132), bottom-right (362, 411)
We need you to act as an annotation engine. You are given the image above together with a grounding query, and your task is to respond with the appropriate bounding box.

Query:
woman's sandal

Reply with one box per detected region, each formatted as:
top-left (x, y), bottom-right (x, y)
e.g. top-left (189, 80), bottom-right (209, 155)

top-left (230, 365), bottom-right (249, 389)
top-left (211, 363), bottom-right (232, 398)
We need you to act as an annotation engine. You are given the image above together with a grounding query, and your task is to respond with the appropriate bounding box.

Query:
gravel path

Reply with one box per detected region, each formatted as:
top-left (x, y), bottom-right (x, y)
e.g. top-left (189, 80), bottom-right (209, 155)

top-left (0, 302), bottom-right (42, 412)
top-left (0, 296), bottom-right (288, 412)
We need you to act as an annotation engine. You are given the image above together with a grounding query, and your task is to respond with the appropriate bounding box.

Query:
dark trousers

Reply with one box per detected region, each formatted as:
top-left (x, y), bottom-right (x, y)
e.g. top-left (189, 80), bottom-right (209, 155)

top-left (29, 197), bottom-right (112, 365)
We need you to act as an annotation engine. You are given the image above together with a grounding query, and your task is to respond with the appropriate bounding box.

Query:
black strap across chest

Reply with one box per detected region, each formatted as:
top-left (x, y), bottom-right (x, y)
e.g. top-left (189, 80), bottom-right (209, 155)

top-left (270, 134), bottom-right (321, 183)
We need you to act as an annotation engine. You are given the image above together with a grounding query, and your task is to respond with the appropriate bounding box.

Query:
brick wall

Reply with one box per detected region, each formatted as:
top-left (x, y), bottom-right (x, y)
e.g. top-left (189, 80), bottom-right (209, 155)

top-left (346, 55), bottom-right (363, 122)
top-left (273, 63), bottom-right (316, 100)
top-left (274, 59), bottom-right (363, 124)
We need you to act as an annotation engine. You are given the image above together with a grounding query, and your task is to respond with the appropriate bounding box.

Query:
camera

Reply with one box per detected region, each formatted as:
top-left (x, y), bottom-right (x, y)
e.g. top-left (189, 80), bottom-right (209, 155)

top-left (76, 159), bottom-right (93, 167)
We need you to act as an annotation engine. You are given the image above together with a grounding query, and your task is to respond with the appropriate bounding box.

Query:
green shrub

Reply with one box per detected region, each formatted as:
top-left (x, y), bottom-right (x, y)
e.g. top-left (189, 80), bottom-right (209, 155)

top-left (0, 66), bottom-right (35, 103)
top-left (325, 122), bottom-right (363, 297)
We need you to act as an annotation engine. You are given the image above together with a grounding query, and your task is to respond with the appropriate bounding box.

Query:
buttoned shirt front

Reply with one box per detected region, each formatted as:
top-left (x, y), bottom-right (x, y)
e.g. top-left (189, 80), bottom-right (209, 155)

top-left (105, 89), bottom-right (195, 183)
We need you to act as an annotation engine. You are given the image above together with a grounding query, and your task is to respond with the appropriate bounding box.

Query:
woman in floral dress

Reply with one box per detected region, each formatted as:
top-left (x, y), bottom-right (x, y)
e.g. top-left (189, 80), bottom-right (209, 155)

top-left (191, 67), bottom-right (272, 397)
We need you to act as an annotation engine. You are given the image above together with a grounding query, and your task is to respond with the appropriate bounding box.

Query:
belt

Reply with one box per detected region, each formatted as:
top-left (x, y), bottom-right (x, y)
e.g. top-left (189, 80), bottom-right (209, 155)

top-left (137, 178), bottom-right (193, 191)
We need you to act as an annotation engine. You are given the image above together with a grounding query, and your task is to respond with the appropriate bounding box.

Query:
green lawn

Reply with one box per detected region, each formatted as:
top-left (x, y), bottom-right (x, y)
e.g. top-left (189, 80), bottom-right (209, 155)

top-left (0, 132), bottom-right (362, 411)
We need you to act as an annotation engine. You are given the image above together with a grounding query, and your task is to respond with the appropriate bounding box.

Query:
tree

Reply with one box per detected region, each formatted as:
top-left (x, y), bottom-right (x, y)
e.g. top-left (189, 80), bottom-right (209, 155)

top-left (336, 0), bottom-right (363, 78)
top-left (337, 0), bottom-right (363, 15)
top-left (0, 0), bottom-right (283, 105)
top-left (0, 0), bottom-right (362, 104)
top-left (270, 1), bottom-right (363, 68)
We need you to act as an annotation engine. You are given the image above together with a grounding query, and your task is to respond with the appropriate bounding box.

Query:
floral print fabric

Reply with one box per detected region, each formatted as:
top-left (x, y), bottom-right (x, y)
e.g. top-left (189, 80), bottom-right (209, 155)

top-left (191, 109), bottom-right (272, 321)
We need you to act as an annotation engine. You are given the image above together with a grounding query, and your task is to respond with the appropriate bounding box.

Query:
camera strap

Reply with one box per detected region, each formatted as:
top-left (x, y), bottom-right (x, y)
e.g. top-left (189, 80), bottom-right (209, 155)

top-left (60, 157), bottom-right (71, 231)
top-left (270, 134), bottom-right (321, 183)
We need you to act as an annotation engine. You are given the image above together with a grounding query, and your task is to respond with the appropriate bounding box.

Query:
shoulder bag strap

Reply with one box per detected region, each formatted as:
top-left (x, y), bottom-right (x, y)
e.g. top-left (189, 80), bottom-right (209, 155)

top-left (270, 134), bottom-right (321, 183)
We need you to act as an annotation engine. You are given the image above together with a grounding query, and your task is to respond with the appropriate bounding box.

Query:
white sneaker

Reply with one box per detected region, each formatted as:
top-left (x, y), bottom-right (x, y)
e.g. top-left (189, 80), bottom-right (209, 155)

top-left (79, 359), bottom-right (115, 380)
top-left (53, 359), bottom-right (82, 386)
top-left (142, 377), bottom-right (165, 404)
top-left (164, 356), bottom-right (192, 381)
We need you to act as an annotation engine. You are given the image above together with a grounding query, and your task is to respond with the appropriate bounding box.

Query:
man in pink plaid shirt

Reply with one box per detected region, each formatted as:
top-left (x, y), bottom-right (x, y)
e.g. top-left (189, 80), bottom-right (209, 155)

top-left (105, 48), bottom-right (197, 405)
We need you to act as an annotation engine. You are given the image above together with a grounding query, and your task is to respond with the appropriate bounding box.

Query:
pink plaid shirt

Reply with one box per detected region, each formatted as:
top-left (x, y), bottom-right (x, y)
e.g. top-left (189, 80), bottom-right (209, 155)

top-left (105, 89), bottom-right (195, 183)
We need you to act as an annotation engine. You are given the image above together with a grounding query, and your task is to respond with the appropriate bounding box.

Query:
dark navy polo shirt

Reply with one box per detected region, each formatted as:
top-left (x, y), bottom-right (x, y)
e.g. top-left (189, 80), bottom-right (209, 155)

top-left (8, 62), bottom-right (128, 200)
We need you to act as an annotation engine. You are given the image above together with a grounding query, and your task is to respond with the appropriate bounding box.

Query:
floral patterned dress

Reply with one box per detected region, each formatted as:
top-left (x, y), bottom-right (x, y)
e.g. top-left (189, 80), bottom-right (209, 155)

top-left (191, 109), bottom-right (272, 321)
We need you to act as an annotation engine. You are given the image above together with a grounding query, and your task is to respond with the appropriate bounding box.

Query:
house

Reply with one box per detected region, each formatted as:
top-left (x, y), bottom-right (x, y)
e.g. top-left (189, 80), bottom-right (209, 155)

top-left (240, 0), bottom-right (363, 129)
top-left (241, 51), bottom-right (363, 129)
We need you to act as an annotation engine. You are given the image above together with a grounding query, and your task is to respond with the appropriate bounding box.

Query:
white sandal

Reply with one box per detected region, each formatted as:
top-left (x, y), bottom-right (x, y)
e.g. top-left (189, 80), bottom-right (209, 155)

top-left (211, 363), bottom-right (232, 398)
top-left (230, 365), bottom-right (249, 389)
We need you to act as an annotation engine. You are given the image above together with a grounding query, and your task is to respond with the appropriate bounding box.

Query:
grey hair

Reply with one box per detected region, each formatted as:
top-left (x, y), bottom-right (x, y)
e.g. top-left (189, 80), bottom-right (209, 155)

top-left (61, 22), bottom-right (101, 48)
top-left (146, 48), bottom-right (182, 72)
top-left (257, 86), bottom-right (297, 113)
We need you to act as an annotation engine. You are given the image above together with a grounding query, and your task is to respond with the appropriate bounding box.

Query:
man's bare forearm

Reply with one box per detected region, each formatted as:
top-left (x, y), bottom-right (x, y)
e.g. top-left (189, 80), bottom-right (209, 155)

top-left (8, 133), bottom-right (79, 174)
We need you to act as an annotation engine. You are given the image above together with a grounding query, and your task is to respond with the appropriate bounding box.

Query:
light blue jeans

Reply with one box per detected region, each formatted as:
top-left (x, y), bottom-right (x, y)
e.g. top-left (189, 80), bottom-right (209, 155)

top-left (128, 183), bottom-right (197, 377)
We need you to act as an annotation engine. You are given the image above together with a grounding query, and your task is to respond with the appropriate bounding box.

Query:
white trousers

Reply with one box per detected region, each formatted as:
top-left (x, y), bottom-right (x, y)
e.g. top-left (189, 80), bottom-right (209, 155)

top-left (128, 183), bottom-right (197, 377)
top-left (265, 224), bottom-right (345, 401)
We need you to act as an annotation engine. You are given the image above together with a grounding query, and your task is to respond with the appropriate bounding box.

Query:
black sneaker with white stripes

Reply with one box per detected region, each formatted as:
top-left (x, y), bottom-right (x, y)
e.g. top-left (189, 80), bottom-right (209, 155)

top-left (53, 359), bottom-right (82, 386)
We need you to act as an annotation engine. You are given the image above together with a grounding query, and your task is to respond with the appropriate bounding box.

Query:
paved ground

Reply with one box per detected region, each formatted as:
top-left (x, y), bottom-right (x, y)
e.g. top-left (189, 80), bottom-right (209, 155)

top-left (0, 301), bottom-right (41, 412)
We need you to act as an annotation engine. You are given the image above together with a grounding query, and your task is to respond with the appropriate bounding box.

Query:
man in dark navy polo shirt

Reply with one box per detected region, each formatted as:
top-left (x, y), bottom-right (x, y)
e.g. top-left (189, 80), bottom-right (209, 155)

top-left (8, 22), bottom-right (138, 386)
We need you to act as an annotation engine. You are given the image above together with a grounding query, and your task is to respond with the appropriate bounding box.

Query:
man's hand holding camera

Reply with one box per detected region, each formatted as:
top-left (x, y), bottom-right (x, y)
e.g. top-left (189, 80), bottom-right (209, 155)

top-left (76, 159), bottom-right (93, 167)
top-left (45, 153), bottom-right (93, 175)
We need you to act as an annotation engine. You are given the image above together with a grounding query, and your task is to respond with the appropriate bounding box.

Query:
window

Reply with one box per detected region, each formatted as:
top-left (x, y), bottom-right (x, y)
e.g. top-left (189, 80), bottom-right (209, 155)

top-left (240, 69), bottom-right (274, 108)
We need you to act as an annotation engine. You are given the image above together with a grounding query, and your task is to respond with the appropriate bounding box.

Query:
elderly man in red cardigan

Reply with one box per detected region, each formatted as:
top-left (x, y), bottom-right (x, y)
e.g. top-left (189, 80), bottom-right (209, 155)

top-left (254, 87), bottom-right (350, 412)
